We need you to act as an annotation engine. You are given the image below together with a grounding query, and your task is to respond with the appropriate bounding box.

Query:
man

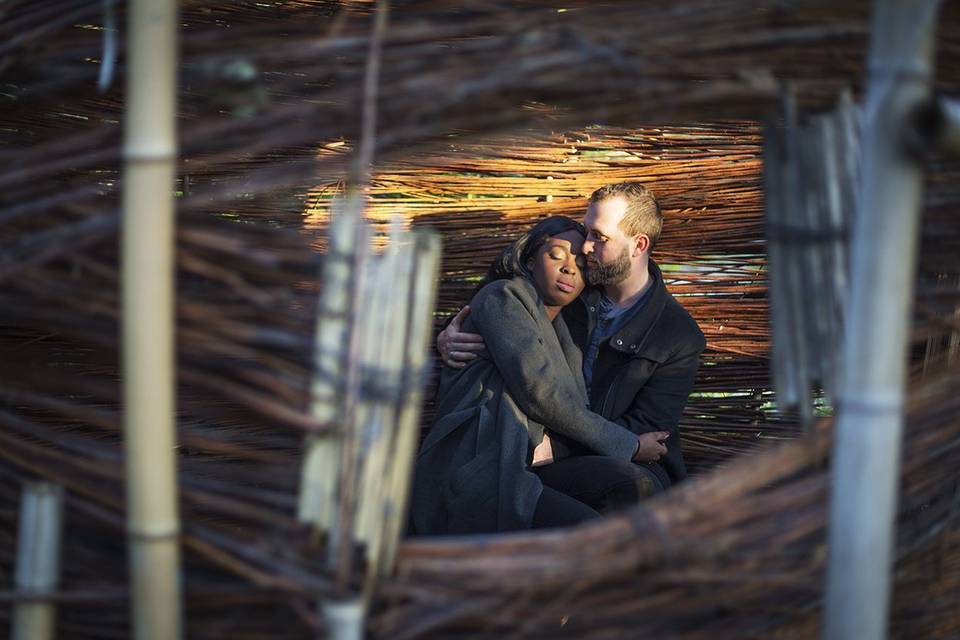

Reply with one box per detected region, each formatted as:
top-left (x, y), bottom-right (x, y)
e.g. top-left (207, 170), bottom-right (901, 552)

top-left (438, 182), bottom-right (705, 506)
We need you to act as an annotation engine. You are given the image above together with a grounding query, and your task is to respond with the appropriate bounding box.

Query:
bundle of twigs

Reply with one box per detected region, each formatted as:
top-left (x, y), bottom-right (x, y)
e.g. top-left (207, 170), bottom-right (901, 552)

top-left (8, 0), bottom-right (960, 237)
top-left (378, 365), bottom-right (960, 639)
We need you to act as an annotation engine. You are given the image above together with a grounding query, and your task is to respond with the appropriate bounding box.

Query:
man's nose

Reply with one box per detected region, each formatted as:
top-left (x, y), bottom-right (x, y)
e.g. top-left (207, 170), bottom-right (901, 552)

top-left (582, 239), bottom-right (595, 255)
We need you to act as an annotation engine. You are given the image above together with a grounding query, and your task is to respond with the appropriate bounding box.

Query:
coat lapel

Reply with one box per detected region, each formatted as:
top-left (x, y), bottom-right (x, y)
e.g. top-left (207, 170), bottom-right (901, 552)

top-left (553, 313), bottom-right (587, 399)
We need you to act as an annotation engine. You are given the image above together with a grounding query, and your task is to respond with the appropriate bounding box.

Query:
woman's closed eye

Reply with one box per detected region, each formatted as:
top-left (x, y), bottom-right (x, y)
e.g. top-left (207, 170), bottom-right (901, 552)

top-left (550, 249), bottom-right (583, 275)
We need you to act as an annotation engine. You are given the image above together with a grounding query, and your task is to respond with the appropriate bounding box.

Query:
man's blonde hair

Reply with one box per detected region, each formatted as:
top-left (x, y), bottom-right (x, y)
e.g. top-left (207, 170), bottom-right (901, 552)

top-left (588, 182), bottom-right (662, 250)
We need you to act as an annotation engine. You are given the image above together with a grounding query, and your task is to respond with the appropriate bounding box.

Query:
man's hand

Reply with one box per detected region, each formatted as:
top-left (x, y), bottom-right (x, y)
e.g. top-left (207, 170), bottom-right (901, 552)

top-left (437, 306), bottom-right (485, 368)
top-left (632, 431), bottom-right (670, 463)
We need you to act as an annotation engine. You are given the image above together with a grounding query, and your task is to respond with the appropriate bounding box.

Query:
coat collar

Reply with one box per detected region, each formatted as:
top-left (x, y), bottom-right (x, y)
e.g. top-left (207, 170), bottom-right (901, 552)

top-left (581, 259), bottom-right (668, 355)
top-left (503, 276), bottom-right (589, 394)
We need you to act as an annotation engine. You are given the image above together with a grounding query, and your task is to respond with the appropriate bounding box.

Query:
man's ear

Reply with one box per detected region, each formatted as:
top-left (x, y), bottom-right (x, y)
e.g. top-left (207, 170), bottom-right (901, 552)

top-left (633, 234), bottom-right (650, 257)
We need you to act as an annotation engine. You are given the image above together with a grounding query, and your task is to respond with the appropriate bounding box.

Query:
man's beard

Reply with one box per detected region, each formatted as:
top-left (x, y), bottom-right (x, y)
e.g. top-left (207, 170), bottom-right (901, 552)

top-left (587, 246), bottom-right (631, 286)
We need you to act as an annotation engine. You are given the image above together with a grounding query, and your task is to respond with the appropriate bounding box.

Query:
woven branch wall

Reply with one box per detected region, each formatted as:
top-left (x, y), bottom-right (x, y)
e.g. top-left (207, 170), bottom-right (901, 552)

top-left (304, 123), bottom-right (785, 473)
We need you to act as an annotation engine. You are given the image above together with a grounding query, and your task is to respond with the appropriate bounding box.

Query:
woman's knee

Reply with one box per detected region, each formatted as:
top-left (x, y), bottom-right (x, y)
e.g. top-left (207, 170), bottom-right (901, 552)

top-left (597, 465), bottom-right (664, 511)
top-left (532, 486), bottom-right (600, 528)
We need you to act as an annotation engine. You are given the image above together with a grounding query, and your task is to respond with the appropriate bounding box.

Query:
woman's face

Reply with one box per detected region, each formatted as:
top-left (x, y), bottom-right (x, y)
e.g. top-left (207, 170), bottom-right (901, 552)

top-left (529, 230), bottom-right (587, 308)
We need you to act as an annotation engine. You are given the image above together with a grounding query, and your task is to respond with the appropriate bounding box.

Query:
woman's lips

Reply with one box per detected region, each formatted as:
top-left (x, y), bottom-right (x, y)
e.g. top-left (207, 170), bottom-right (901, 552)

top-left (556, 280), bottom-right (576, 293)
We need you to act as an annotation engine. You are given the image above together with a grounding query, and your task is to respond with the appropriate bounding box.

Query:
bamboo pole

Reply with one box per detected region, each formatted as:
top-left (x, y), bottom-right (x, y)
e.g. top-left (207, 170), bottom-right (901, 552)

top-left (121, 0), bottom-right (182, 638)
top-left (331, 211), bottom-right (371, 589)
top-left (331, 0), bottom-right (389, 595)
top-left (355, 218), bottom-right (409, 555)
top-left (299, 201), bottom-right (356, 531)
top-left (11, 482), bottom-right (64, 640)
top-left (824, 90), bottom-right (860, 399)
top-left (763, 113), bottom-right (799, 411)
top-left (824, 1), bottom-right (941, 638)
top-left (781, 91), bottom-right (814, 425)
top-left (377, 231), bottom-right (440, 577)
top-left (353, 224), bottom-right (441, 585)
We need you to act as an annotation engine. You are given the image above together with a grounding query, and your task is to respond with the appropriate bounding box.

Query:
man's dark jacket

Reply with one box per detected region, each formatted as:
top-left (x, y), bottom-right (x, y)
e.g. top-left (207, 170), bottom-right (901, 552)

top-left (411, 277), bottom-right (640, 535)
top-left (562, 260), bottom-right (706, 488)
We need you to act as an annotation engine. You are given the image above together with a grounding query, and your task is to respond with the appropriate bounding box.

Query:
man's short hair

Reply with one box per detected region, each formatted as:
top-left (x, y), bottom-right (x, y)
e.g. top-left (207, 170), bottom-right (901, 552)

top-left (588, 182), bottom-right (662, 250)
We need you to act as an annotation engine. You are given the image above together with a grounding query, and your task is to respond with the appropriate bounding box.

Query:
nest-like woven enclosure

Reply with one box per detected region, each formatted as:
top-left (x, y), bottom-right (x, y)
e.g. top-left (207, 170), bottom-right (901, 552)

top-left (307, 122), bottom-right (785, 473)
top-left (1, 0), bottom-right (960, 638)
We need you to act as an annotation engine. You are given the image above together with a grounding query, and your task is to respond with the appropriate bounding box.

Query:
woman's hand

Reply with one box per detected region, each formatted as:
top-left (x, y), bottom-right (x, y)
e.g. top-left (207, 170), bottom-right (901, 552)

top-left (632, 431), bottom-right (670, 462)
top-left (437, 306), bottom-right (485, 368)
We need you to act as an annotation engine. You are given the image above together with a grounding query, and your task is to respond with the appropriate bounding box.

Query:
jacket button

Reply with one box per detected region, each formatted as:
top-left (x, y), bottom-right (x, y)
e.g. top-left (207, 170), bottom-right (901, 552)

top-left (630, 344), bottom-right (637, 349)
top-left (615, 339), bottom-right (623, 346)
top-left (589, 306), bottom-right (596, 312)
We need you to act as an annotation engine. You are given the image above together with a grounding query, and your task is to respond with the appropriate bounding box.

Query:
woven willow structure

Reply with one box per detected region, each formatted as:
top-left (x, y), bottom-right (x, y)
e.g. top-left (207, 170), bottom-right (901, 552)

top-left (1, 1), bottom-right (959, 638)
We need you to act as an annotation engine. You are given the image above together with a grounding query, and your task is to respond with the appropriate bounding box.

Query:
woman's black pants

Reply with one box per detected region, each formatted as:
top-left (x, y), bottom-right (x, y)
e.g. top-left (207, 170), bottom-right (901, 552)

top-left (530, 456), bottom-right (664, 529)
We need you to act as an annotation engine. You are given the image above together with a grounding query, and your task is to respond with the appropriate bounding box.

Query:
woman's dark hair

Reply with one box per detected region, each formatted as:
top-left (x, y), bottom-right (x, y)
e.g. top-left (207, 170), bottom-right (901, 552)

top-left (474, 216), bottom-right (586, 294)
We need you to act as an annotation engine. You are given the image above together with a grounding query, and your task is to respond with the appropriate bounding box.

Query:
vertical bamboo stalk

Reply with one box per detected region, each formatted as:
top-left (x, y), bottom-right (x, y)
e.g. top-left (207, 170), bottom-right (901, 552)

top-left (820, 90), bottom-right (860, 399)
top-left (802, 116), bottom-right (833, 394)
top-left (299, 197), bottom-right (368, 640)
top-left (832, 90), bottom-right (861, 388)
top-left (355, 220), bottom-right (409, 554)
top-left (331, 0), bottom-right (389, 597)
top-left (299, 202), bottom-right (358, 531)
top-left (377, 231), bottom-right (440, 577)
top-left (824, 1), bottom-right (941, 638)
top-left (305, 3), bottom-right (395, 637)
top-left (814, 114), bottom-right (840, 396)
top-left (121, 0), bottom-right (182, 638)
top-left (331, 214), bottom-right (371, 587)
top-left (764, 115), bottom-right (799, 411)
top-left (781, 91), bottom-right (814, 424)
top-left (11, 483), bottom-right (64, 640)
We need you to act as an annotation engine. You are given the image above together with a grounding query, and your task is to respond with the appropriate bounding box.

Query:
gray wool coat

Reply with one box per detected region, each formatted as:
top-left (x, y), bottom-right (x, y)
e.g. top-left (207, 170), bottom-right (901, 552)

top-left (411, 276), bottom-right (640, 535)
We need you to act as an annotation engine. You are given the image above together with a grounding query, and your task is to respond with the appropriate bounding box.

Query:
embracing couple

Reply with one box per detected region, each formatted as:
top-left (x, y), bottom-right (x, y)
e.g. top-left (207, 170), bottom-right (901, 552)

top-left (411, 182), bottom-right (705, 535)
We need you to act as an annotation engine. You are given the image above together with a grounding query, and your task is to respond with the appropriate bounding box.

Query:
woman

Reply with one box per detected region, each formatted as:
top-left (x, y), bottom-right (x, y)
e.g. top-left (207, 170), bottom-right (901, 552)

top-left (411, 216), bottom-right (647, 535)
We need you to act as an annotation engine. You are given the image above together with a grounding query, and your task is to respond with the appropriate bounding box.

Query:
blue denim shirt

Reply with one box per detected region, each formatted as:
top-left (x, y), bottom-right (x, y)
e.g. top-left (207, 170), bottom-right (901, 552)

top-left (582, 287), bottom-right (653, 404)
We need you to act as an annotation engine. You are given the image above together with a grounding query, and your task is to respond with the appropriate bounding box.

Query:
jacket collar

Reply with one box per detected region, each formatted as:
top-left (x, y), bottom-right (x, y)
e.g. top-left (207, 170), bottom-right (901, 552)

top-left (582, 259), bottom-right (668, 355)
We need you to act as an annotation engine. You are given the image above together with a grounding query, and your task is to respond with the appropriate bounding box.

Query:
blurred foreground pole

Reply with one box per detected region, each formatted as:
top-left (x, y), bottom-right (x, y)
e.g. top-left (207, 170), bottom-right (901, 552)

top-left (824, 1), bottom-right (941, 639)
top-left (121, 0), bottom-right (182, 638)
top-left (12, 483), bottom-right (64, 640)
